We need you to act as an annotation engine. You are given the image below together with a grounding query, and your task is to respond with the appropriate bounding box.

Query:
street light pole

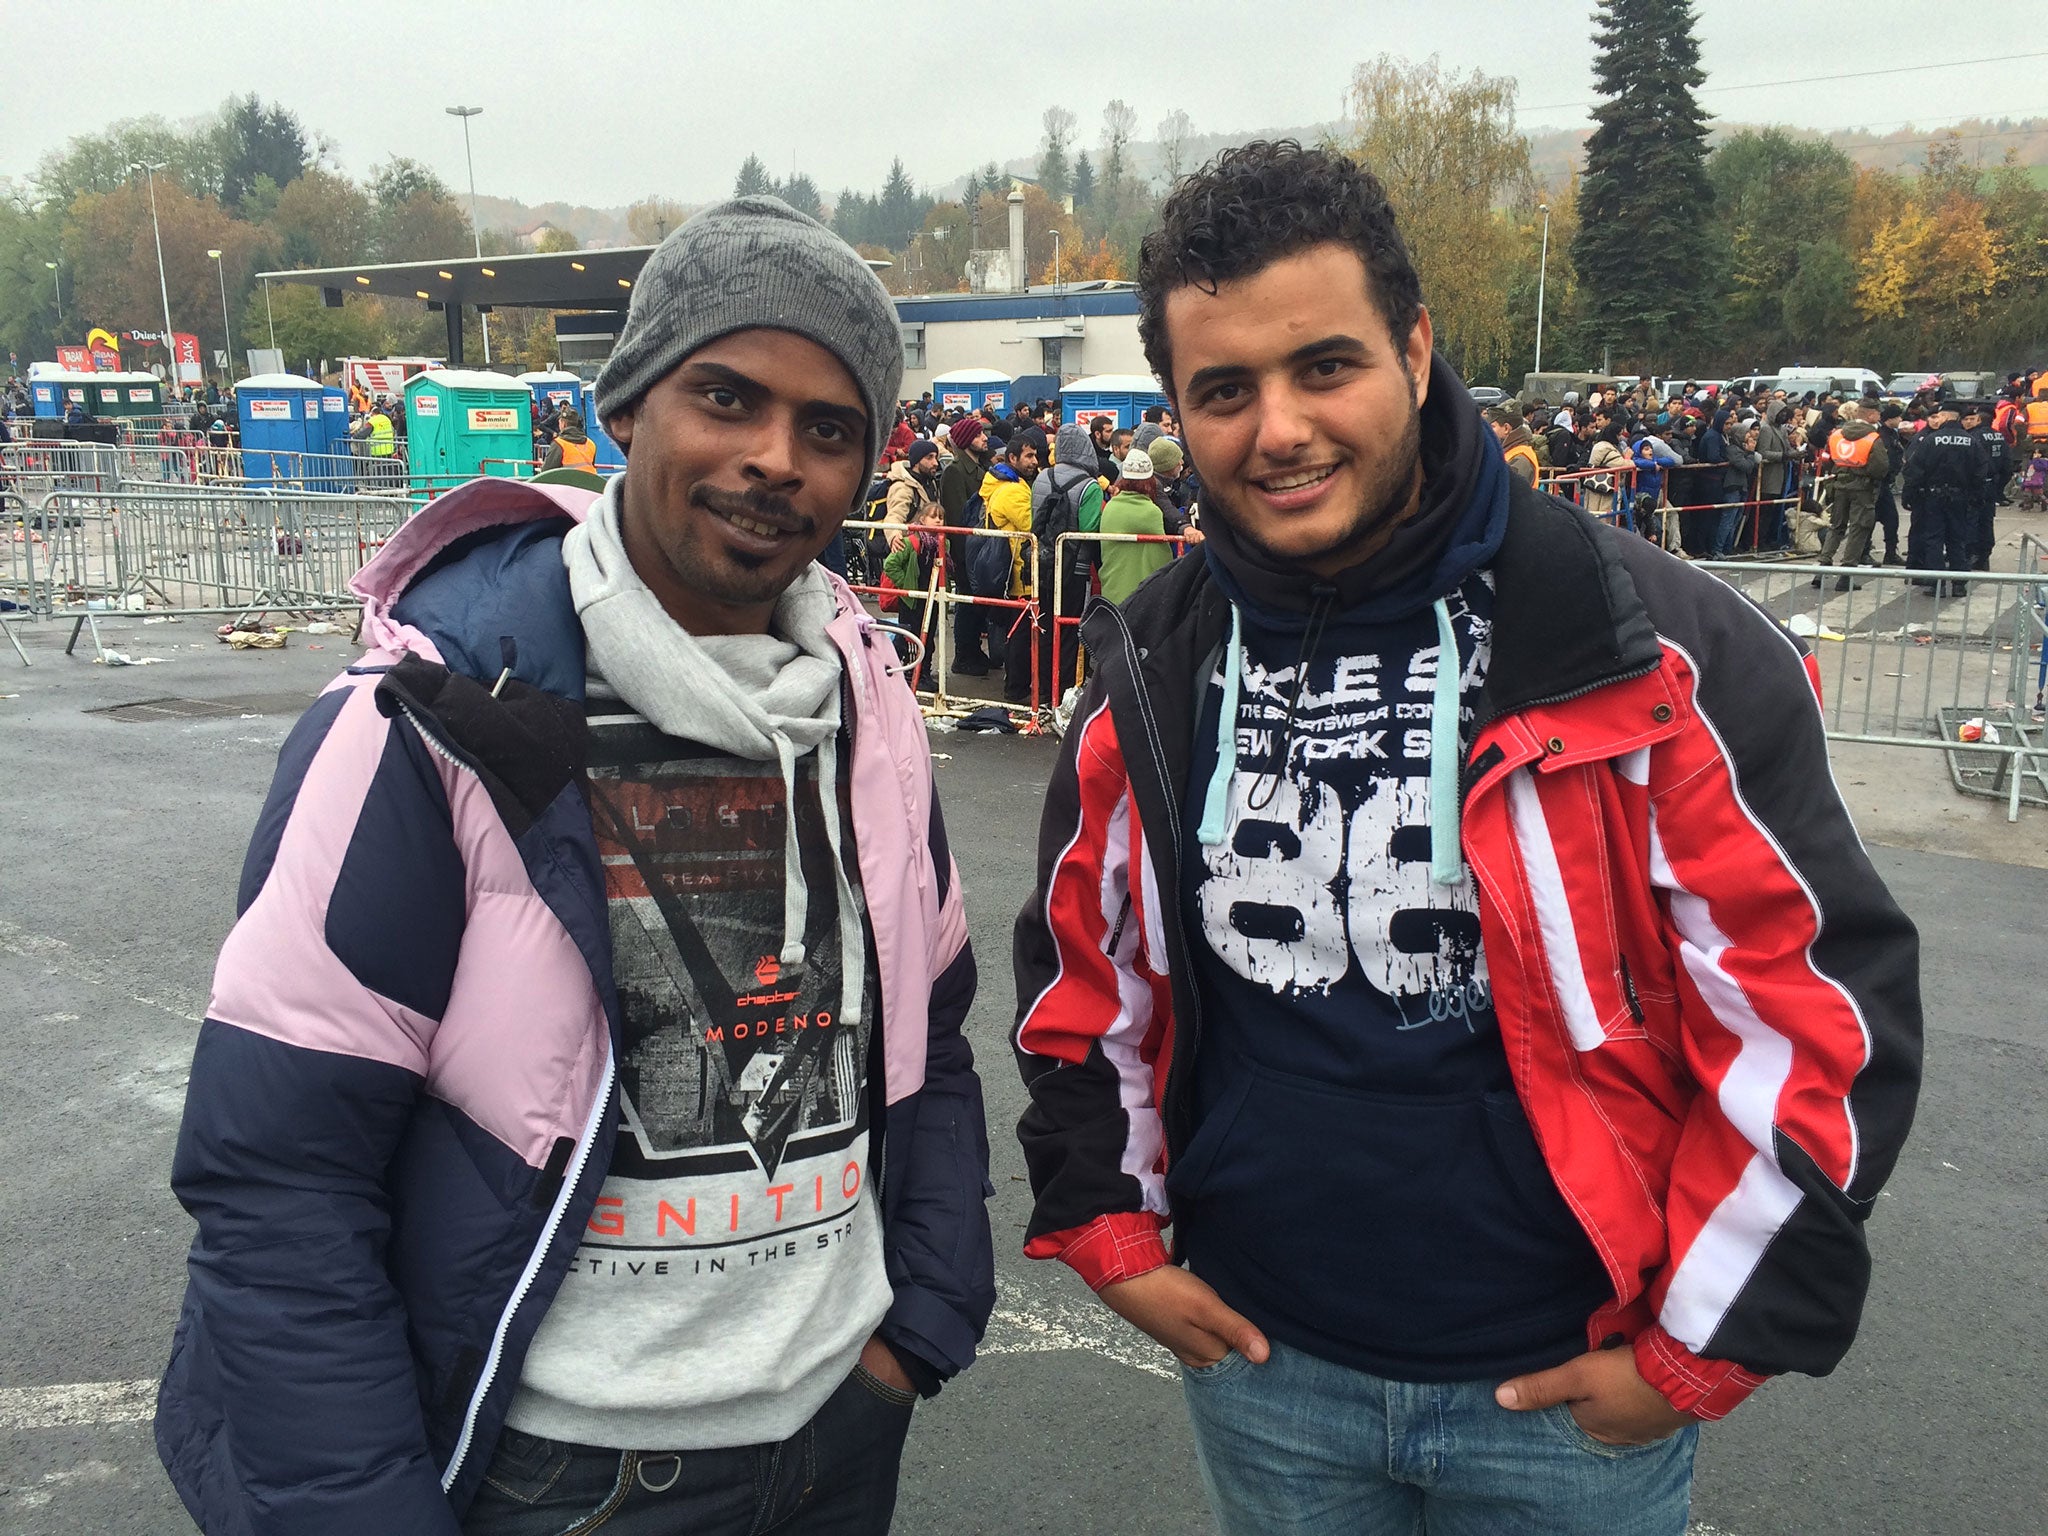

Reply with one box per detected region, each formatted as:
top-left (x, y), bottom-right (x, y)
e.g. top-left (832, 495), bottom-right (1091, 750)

top-left (1535, 203), bottom-right (1551, 377)
top-left (208, 249), bottom-right (234, 381)
top-left (44, 261), bottom-right (62, 328)
top-left (264, 279), bottom-right (276, 349)
top-left (445, 105), bottom-right (490, 365)
top-left (129, 161), bottom-right (180, 389)
top-left (1050, 229), bottom-right (1062, 293)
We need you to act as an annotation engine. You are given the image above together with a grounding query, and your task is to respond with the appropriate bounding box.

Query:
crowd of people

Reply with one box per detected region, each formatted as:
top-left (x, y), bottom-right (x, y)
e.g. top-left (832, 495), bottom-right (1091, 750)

top-left (1483, 371), bottom-right (2048, 593)
top-left (851, 395), bottom-right (1201, 704)
top-left (840, 363), bottom-right (2048, 711)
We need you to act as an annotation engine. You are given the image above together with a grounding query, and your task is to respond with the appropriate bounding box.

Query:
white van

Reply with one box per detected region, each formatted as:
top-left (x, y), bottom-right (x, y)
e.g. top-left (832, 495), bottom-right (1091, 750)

top-left (1775, 367), bottom-right (1886, 398)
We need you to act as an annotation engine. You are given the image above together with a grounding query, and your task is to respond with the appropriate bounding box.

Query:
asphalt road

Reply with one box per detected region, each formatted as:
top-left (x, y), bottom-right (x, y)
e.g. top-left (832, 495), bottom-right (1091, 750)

top-left (0, 620), bottom-right (2042, 1535)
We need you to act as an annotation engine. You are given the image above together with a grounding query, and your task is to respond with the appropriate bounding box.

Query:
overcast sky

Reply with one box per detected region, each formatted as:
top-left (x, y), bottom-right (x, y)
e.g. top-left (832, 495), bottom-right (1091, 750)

top-left (8, 0), bottom-right (2041, 208)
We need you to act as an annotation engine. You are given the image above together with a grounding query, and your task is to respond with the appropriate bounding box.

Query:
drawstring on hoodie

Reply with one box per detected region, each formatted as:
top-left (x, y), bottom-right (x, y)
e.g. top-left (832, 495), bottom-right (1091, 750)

top-left (1244, 585), bottom-right (1336, 815)
top-left (1428, 596), bottom-right (1464, 887)
top-left (1198, 589), bottom-right (1466, 890)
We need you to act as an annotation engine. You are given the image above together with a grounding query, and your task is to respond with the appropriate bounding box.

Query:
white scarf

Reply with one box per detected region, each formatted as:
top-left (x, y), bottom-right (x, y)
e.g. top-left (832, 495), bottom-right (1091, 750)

top-left (563, 482), bottom-right (863, 1028)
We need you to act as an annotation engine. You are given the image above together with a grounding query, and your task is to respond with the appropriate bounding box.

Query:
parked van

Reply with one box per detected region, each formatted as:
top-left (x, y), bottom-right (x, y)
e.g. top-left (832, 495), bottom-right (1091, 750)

top-left (1520, 372), bottom-right (1620, 405)
top-left (1775, 366), bottom-right (1886, 398)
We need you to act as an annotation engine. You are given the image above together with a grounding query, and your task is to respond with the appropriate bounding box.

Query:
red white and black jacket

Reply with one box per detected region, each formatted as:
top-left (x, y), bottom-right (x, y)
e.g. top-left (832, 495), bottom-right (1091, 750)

top-left (1012, 482), bottom-right (1922, 1420)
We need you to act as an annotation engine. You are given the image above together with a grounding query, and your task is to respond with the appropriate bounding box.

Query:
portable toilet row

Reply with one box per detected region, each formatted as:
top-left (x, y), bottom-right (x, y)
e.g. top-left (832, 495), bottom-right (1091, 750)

top-left (406, 369), bottom-right (533, 493)
top-left (930, 368), bottom-right (1012, 416)
top-left (236, 374), bottom-right (351, 491)
top-left (30, 370), bottom-right (97, 418)
top-left (1060, 374), bottom-right (1168, 429)
top-left (86, 372), bottom-right (166, 419)
top-left (28, 370), bottom-right (164, 419)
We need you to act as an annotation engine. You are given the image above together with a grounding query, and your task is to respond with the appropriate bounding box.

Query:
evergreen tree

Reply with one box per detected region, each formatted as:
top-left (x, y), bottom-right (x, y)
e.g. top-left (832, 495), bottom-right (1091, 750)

top-left (1071, 150), bottom-right (1096, 210)
top-left (734, 154), bottom-right (772, 197)
top-left (1571, 0), bottom-right (1715, 368)
top-left (777, 173), bottom-right (824, 221)
top-left (877, 158), bottom-right (923, 249)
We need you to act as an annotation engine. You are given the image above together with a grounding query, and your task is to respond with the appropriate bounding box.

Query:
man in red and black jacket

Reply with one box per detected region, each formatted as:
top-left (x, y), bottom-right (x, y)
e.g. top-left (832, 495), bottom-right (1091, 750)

top-left (1011, 142), bottom-right (1921, 1535)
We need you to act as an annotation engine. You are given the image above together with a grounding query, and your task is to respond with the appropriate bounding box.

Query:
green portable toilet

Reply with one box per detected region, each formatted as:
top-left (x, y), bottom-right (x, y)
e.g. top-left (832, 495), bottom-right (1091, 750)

top-left (405, 368), bottom-right (533, 495)
top-left (91, 372), bottom-right (165, 419)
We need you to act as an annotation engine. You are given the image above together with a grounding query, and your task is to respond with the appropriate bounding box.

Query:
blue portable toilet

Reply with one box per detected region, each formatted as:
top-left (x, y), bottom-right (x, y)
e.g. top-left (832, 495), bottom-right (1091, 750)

top-left (586, 411), bottom-right (626, 473)
top-left (517, 370), bottom-right (585, 421)
top-left (30, 370), bottom-right (97, 418)
top-left (930, 368), bottom-right (1013, 417)
top-left (236, 374), bottom-right (349, 489)
top-left (1060, 374), bottom-right (1168, 430)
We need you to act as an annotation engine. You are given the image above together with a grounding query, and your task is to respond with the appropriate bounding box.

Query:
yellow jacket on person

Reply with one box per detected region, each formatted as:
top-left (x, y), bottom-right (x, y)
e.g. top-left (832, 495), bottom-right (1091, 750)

top-left (980, 465), bottom-right (1034, 597)
top-left (366, 413), bottom-right (396, 457)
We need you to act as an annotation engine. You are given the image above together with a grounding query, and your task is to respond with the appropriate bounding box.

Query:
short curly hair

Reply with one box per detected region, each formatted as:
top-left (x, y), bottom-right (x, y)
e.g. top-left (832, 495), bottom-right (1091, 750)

top-left (1138, 140), bottom-right (1424, 395)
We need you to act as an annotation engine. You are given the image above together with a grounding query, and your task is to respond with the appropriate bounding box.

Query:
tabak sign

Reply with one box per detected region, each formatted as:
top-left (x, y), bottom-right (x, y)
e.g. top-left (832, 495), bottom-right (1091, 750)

top-left (55, 345), bottom-right (92, 371)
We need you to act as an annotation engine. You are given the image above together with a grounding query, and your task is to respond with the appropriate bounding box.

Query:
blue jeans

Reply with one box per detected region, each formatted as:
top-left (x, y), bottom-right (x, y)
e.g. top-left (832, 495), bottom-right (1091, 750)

top-left (1182, 1341), bottom-right (1697, 1536)
top-left (1710, 500), bottom-right (1744, 559)
top-left (461, 1365), bottom-right (915, 1536)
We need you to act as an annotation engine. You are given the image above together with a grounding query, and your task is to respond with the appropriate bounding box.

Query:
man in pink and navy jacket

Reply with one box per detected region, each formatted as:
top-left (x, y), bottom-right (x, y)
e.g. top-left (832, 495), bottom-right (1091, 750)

top-left (157, 198), bottom-right (993, 1536)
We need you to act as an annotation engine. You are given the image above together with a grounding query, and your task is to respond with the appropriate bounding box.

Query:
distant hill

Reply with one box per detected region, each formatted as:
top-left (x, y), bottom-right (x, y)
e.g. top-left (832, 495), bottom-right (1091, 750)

top-left (462, 114), bottom-right (2048, 247)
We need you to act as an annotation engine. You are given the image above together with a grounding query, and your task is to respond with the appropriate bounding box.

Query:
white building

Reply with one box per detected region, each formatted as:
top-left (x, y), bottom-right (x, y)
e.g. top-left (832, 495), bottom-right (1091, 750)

top-left (894, 282), bottom-right (1146, 402)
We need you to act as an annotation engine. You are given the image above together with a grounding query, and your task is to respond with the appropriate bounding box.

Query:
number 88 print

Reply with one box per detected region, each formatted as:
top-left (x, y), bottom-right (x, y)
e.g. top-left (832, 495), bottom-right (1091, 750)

top-left (1194, 771), bottom-right (1488, 1005)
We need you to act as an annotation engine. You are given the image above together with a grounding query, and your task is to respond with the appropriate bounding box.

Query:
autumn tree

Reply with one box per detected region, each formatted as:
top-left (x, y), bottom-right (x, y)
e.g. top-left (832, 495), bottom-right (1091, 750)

top-left (912, 201), bottom-right (973, 292)
top-left (1343, 54), bottom-right (1532, 380)
top-left (367, 158), bottom-right (470, 261)
top-left (626, 197), bottom-right (690, 244)
top-left (1572, 0), bottom-right (1715, 369)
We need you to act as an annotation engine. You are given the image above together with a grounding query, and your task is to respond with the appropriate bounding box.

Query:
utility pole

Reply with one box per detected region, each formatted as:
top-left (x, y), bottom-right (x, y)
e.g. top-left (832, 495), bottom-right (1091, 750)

top-left (208, 249), bottom-right (234, 380)
top-left (44, 261), bottom-right (62, 329)
top-left (129, 162), bottom-right (179, 387)
top-left (445, 105), bottom-right (491, 365)
top-left (1534, 204), bottom-right (1551, 376)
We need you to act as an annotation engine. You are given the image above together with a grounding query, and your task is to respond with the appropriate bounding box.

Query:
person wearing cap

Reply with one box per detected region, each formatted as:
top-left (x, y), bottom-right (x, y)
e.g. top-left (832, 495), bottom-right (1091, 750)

top-left (154, 196), bottom-right (994, 1536)
top-left (1902, 396), bottom-right (1985, 593)
top-left (883, 436), bottom-right (942, 531)
top-left (1484, 402), bottom-right (1540, 487)
top-left (939, 414), bottom-right (1001, 674)
top-left (1097, 444), bottom-right (1175, 606)
top-left (1813, 401), bottom-right (1888, 590)
top-left (540, 406), bottom-right (597, 472)
top-left (1013, 142), bottom-right (1918, 1536)
top-left (1960, 400), bottom-right (2007, 570)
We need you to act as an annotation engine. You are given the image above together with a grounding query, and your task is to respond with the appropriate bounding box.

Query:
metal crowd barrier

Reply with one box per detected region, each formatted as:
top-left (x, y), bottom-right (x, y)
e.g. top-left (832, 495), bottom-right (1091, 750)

top-left (3, 485), bottom-right (411, 664)
top-left (1695, 554), bottom-right (2047, 818)
top-left (839, 518), bottom-right (1046, 729)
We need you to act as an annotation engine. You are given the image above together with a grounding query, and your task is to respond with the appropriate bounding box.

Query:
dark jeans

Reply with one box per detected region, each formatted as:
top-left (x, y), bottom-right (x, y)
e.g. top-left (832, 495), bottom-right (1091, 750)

top-left (951, 581), bottom-right (1002, 667)
top-left (462, 1367), bottom-right (915, 1536)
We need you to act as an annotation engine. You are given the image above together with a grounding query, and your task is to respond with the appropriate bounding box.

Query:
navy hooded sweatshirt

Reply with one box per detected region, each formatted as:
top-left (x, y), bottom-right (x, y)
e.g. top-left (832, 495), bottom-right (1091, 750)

top-left (1170, 361), bottom-right (1611, 1382)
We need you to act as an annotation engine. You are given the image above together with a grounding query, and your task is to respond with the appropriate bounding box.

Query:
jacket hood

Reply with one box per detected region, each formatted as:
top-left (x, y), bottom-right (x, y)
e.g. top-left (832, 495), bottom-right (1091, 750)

top-left (1199, 353), bottom-right (1508, 628)
top-left (1054, 422), bottom-right (1099, 475)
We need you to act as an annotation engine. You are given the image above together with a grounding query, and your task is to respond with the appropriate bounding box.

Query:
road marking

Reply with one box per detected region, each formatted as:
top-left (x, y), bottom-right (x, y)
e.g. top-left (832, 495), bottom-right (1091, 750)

top-left (0, 1379), bottom-right (157, 1431)
top-left (0, 919), bottom-right (204, 1022)
top-left (981, 1298), bottom-right (1178, 1380)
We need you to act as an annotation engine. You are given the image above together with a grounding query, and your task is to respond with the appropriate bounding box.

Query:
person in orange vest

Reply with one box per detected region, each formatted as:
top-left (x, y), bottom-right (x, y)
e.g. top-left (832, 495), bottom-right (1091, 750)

top-left (2024, 374), bottom-right (2048, 455)
top-left (541, 407), bottom-right (598, 471)
top-left (1814, 401), bottom-right (1889, 590)
top-left (1484, 401), bottom-right (1541, 487)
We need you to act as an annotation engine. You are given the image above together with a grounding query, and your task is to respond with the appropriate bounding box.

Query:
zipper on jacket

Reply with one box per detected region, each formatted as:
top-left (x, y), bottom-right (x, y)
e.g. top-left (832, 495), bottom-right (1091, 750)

top-left (1089, 600), bottom-right (1207, 1159)
top-left (1618, 954), bottom-right (1645, 1025)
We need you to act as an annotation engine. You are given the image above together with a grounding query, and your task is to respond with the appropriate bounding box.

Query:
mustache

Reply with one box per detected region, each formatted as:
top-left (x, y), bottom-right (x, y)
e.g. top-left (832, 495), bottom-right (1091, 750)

top-left (691, 483), bottom-right (812, 535)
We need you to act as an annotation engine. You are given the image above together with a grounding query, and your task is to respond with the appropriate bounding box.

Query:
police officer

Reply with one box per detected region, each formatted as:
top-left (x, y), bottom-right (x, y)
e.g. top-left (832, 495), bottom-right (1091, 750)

top-left (1874, 403), bottom-right (1907, 566)
top-left (1961, 400), bottom-right (2006, 570)
top-left (1902, 396), bottom-right (1986, 595)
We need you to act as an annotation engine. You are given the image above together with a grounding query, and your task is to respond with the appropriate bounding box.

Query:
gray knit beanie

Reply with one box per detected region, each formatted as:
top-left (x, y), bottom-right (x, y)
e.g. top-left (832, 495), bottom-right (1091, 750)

top-left (594, 196), bottom-right (904, 482)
